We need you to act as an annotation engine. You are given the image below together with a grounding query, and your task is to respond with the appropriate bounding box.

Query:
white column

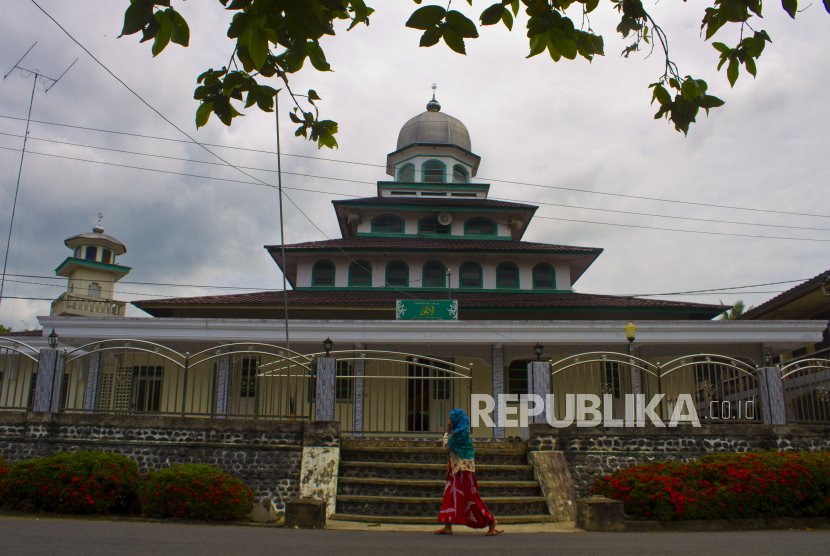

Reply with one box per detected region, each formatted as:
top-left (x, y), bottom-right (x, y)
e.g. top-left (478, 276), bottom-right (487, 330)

top-left (492, 344), bottom-right (504, 439)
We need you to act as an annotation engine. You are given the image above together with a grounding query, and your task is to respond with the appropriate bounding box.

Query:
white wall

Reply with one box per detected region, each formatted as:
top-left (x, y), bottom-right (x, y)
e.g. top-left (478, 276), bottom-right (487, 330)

top-left (295, 255), bottom-right (571, 289)
top-left (355, 211), bottom-right (512, 238)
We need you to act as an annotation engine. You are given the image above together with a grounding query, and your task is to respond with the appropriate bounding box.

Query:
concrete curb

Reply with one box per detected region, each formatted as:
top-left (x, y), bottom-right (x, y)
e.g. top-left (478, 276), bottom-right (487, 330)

top-left (624, 517), bottom-right (830, 533)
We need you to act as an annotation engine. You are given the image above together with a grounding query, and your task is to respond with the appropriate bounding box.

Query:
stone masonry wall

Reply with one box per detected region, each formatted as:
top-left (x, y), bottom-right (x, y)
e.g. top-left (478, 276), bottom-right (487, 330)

top-left (529, 423), bottom-right (830, 499)
top-left (0, 413), bottom-right (340, 511)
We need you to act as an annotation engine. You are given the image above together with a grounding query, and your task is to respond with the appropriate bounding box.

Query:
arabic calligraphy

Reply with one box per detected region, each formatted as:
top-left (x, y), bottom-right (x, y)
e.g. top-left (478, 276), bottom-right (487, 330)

top-left (419, 305), bottom-right (435, 316)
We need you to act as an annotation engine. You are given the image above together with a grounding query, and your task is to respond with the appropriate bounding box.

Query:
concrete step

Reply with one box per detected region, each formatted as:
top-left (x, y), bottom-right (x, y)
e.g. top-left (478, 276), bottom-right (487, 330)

top-left (337, 477), bottom-right (542, 498)
top-left (342, 439), bottom-right (527, 451)
top-left (338, 461), bottom-right (536, 481)
top-left (335, 495), bottom-right (549, 517)
top-left (330, 513), bottom-right (560, 525)
top-left (340, 449), bottom-right (526, 466)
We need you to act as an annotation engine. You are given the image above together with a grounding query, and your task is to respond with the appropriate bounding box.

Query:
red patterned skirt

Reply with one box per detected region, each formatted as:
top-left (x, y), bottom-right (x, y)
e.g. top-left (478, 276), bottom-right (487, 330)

top-left (437, 470), bottom-right (495, 529)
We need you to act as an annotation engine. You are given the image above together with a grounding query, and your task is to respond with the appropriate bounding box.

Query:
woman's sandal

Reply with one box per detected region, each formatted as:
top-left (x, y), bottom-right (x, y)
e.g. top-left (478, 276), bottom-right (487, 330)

top-left (485, 529), bottom-right (504, 536)
top-left (434, 529), bottom-right (453, 535)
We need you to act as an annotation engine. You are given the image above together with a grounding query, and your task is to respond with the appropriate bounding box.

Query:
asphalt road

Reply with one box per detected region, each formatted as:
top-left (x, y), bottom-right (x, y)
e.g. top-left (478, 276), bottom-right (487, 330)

top-left (1, 518), bottom-right (828, 556)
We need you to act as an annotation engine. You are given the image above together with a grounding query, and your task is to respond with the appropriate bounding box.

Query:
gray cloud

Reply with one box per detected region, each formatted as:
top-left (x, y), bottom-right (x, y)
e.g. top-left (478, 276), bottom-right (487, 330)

top-left (1, 1), bottom-right (828, 330)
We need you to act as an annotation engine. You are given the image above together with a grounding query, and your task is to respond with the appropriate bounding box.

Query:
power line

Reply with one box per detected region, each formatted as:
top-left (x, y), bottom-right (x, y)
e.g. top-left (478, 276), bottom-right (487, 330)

top-left (2, 145), bottom-right (829, 244)
top-left (4, 131), bottom-right (829, 235)
top-left (4, 273), bottom-right (286, 291)
top-left (2, 278), bottom-right (283, 298)
top-left (2, 111), bottom-right (829, 220)
top-left (625, 278), bottom-right (808, 297)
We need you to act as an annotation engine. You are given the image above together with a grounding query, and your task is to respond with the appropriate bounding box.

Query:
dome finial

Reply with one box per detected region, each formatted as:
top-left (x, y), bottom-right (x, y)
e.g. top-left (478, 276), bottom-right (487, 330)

top-left (93, 212), bottom-right (104, 234)
top-left (427, 83), bottom-right (441, 112)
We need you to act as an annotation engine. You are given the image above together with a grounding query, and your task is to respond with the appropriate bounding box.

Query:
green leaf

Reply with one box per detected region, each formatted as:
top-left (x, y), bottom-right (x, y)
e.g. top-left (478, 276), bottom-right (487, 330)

top-left (527, 30), bottom-right (549, 58)
top-left (120, 1), bottom-right (152, 37)
top-left (480, 3), bottom-right (504, 25)
top-left (227, 13), bottom-right (249, 39)
top-left (406, 6), bottom-right (447, 30)
top-left (550, 29), bottom-right (577, 60)
top-left (140, 13), bottom-right (161, 43)
top-left (511, 0), bottom-right (520, 16)
top-left (226, 0), bottom-right (253, 9)
top-left (420, 24), bottom-right (443, 47)
top-left (824, 0), bottom-right (830, 14)
top-left (698, 95), bottom-right (725, 115)
top-left (443, 25), bottom-right (466, 54)
top-left (169, 9), bottom-right (190, 47)
top-left (196, 102), bottom-right (213, 129)
top-left (727, 57), bottom-right (739, 87)
top-left (782, 0), bottom-right (798, 18)
top-left (306, 42), bottom-right (332, 72)
top-left (151, 11), bottom-right (172, 57)
top-left (248, 25), bottom-right (269, 70)
top-left (446, 11), bottom-right (478, 38)
top-left (502, 8), bottom-right (513, 31)
top-left (712, 42), bottom-right (730, 54)
top-left (744, 57), bottom-right (757, 77)
top-left (652, 85), bottom-right (671, 106)
top-left (308, 90), bottom-right (321, 101)
top-left (289, 111), bottom-right (303, 124)
top-left (547, 41), bottom-right (561, 62)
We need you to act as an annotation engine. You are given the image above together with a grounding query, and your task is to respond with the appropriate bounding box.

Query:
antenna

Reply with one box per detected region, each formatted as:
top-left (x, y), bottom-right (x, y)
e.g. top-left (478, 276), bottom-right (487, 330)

top-left (0, 45), bottom-right (77, 309)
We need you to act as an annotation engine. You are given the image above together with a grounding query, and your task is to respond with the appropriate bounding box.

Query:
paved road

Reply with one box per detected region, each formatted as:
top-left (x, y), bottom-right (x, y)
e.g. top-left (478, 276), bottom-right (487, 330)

top-left (1, 518), bottom-right (828, 555)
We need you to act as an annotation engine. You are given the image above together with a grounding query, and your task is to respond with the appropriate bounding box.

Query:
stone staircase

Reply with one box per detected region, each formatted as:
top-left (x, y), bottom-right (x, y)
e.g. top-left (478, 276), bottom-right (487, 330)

top-left (330, 438), bottom-right (555, 524)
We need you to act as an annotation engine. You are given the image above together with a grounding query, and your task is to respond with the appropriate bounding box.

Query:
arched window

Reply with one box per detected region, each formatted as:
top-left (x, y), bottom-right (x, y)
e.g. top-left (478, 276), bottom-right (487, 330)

top-left (386, 261), bottom-right (409, 287)
top-left (533, 263), bottom-right (555, 289)
top-left (399, 164), bottom-right (415, 183)
top-left (422, 261), bottom-right (446, 288)
top-left (88, 282), bottom-right (101, 297)
top-left (423, 160), bottom-right (445, 183)
top-left (418, 216), bottom-right (450, 235)
top-left (349, 260), bottom-right (372, 286)
top-left (464, 217), bottom-right (496, 236)
top-left (459, 262), bottom-right (482, 288)
top-left (496, 263), bottom-right (519, 289)
top-left (372, 215), bottom-right (404, 234)
top-left (453, 165), bottom-right (468, 183)
top-left (74, 247), bottom-right (81, 258)
top-left (84, 246), bottom-right (97, 261)
top-left (101, 249), bottom-right (112, 264)
top-left (312, 260), bottom-right (336, 287)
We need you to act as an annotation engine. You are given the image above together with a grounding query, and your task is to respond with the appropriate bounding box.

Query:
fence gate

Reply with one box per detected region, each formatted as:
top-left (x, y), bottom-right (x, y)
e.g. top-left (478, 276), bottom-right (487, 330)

top-left (781, 358), bottom-right (830, 423)
top-left (0, 337), bottom-right (40, 411)
top-left (315, 350), bottom-right (471, 435)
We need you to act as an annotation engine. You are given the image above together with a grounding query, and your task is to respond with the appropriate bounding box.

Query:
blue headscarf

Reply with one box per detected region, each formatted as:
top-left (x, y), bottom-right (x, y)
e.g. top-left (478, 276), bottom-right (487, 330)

top-left (447, 409), bottom-right (475, 460)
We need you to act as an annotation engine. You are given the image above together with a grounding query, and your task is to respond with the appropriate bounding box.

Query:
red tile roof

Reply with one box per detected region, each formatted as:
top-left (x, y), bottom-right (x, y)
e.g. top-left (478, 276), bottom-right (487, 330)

top-left (740, 268), bottom-right (830, 320)
top-left (134, 289), bottom-right (723, 313)
top-left (265, 237), bottom-right (602, 254)
top-left (333, 197), bottom-right (537, 209)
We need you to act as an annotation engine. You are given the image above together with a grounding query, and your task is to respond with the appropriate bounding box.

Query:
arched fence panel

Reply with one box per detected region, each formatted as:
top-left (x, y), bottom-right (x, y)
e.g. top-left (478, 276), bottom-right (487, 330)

top-left (0, 338), bottom-right (40, 411)
top-left (658, 355), bottom-right (761, 423)
top-left (58, 340), bottom-right (315, 419)
top-left (781, 358), bottom-right (830, 423)
top-left (549, 352), bottom-right (659, 422)
top-left (312, 351), bottom-right (471, 436)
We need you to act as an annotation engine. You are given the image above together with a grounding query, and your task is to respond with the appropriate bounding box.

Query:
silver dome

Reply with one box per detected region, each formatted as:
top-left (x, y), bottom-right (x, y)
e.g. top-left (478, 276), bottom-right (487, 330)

top-left (395, 110), bottom-right (472, 152)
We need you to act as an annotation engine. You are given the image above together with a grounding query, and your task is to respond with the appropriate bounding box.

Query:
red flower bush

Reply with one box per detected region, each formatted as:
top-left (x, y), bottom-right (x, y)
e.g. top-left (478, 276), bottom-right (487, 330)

top-left (592, 452), bottom-right (830, 521)
top-left (0, 451), bottom-right (140, 514)
top-left (138, 464), bottom-right (253, 520)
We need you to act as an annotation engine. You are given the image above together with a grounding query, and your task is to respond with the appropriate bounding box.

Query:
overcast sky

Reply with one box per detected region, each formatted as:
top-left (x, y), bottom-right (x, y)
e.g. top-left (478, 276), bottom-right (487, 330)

top-left (0, 1), bottom-right (828, 331)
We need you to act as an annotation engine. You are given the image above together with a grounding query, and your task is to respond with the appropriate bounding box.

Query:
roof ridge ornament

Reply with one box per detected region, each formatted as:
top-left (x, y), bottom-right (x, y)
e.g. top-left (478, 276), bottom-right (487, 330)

top-left (426, 83), bottom-right (441, 112)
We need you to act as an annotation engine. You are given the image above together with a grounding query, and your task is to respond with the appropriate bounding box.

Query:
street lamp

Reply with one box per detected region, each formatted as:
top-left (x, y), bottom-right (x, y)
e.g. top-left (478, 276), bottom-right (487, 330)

top-left (47, 328), bottom-right (59, 349)
top-left (624, 323), bottom-right (637, 356)
top-left (323, 337), bottom-right (333, 357)
top-left (533, 343), bottom-right (544, 362)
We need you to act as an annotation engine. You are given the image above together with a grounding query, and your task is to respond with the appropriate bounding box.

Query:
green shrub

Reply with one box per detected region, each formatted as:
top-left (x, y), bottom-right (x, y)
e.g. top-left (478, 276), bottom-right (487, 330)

top-left (592, 451), bottom-right (830, 521)
top-left (138, 464), bottom-right (253, 520)
top-left (0, 450), bottom-right (140, 514)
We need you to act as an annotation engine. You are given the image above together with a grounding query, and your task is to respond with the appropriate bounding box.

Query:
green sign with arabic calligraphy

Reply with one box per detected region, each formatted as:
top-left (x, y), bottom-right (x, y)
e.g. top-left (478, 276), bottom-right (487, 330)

top-left (396, 300), bottom-right (458, 320)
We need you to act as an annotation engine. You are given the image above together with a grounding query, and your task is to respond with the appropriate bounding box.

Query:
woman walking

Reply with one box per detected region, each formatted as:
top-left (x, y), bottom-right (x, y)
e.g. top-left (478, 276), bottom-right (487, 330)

top-left (435, 409), bottom-right (503, 536)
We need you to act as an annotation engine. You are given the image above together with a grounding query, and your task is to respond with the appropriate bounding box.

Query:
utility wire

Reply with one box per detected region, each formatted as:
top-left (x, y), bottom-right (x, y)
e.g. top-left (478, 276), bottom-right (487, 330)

top-left (3, 132), bottom-right (830, 234)
top-left (2, 146), bottom-right (829, 244)
top-left (2, 111), bottom-right (829, 220)
top-left (4, 273), bottom-right (286, 291)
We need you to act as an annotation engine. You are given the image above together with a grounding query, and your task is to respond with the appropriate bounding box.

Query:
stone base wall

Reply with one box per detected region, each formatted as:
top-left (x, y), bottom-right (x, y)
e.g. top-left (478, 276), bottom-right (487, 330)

top-left (0, 413), bottom-right (340, 511)
top-left (529, 423), bottom-right (830, 498)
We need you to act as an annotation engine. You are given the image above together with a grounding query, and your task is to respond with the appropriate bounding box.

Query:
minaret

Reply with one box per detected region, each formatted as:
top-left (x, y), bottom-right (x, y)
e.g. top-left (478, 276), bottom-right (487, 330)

top-left (50, 214), bottom-right (131, 317)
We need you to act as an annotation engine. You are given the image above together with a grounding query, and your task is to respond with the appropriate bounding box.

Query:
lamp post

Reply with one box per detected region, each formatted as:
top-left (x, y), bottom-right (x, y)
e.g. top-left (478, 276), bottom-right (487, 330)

top-left (533, 343), bottom-right (543, 362)
top-left (624, 323), bottom-right (637, 356)
top-left (47, 328), bottom-right (59, 349)
top-left (323, 337), bottom-right (333, 357)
